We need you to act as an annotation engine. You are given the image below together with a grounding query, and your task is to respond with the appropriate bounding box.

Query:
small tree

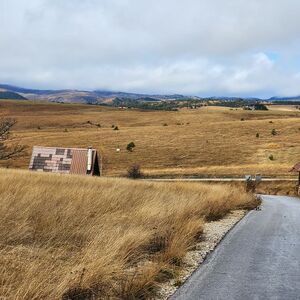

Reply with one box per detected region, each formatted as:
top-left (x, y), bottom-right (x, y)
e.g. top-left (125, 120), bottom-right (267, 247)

top-left (126, 142), bottom-right (135, 152)
top-left (256, 133), bottom-right (260, 138)
top-left (114, 126), bottom-right (119, 130)
top-left (271, 129), bottom-right (277, 136)
top-left (0, 118), bottom-right (25, 160)
top-left (269, 154), bottom-right (274, 161)
top-left (127, 164), bottom-right (143, 179)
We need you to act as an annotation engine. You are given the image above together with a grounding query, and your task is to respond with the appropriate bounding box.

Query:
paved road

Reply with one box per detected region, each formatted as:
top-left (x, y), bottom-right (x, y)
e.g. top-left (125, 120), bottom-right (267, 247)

top-left (171, 195), bottom-right (300, 300)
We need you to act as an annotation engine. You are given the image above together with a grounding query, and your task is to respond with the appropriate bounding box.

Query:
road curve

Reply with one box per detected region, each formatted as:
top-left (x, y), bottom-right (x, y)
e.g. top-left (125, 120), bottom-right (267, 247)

top-left (171, 195), bottom-right (300, 300)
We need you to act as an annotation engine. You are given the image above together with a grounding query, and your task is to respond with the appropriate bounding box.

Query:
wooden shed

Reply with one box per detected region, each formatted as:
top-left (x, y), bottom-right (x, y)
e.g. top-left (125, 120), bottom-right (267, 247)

top-left (29, 146), bottom-right (101, 176)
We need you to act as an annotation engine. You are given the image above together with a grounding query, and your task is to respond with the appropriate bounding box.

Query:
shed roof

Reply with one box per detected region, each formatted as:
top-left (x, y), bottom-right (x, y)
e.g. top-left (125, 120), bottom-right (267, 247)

top-left (29, 146), bottom-right (100, 176)
top-left (290, 162), bottom-right (300, 172)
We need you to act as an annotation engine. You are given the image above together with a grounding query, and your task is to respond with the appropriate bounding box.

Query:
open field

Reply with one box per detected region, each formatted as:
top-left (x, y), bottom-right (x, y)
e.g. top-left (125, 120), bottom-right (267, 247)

top-left (1, 100), bottom-right (300, 177)
top-left (0, 168), bottom-right (257, 299)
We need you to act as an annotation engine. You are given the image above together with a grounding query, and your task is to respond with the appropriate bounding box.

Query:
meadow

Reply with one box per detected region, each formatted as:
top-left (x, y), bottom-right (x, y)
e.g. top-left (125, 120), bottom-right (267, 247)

top-left (1, 100), bottom-right (300, 178)
top-left (0, 169), bottom-right (257, 299)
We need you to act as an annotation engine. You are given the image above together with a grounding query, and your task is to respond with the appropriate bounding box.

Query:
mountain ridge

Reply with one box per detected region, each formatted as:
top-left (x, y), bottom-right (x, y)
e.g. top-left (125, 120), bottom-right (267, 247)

top-left (1, 83), bottom-right (300, 104)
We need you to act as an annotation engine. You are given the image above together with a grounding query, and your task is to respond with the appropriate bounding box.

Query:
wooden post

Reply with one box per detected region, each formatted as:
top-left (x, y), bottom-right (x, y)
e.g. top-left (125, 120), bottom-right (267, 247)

top-left (297, 172), bottom-right (300, 196)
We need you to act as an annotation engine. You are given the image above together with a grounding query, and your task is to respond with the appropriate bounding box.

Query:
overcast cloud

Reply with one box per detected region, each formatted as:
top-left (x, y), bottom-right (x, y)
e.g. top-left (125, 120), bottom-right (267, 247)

top-left (1, 0), bottom-right (300, 97)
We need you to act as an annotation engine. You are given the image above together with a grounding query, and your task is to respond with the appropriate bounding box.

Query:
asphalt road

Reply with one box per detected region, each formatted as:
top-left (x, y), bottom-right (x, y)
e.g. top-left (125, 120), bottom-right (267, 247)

top-left (171, 195), bottom-right (300, 300)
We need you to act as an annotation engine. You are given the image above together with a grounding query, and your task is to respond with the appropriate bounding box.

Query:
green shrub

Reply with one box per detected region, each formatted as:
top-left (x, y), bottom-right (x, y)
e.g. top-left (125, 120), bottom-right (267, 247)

top-left (126, 142), bottom-right (135, 152)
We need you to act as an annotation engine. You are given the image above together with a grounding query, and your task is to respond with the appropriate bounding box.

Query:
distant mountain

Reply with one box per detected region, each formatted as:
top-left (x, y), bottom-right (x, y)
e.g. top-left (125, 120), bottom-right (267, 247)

top-left (0, 90), bottom-right (27, 100)
top-left (0, 84), bottom-right (187, 104)
top-left (0, 84), bottom-right (68, 95)
top-left (269, 96), bottom-right (300, 101)
top-left (2, 83), bottom-right (300, 105)
top-left (203, 96), bottom-right (262, 101)
top-left (94, 90), bottom-right (186, 100)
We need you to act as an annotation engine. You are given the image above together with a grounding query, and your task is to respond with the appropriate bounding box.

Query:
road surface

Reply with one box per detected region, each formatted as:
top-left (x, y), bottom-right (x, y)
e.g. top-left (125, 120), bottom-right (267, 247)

top-left (171, 195), bottom-right (300, 300)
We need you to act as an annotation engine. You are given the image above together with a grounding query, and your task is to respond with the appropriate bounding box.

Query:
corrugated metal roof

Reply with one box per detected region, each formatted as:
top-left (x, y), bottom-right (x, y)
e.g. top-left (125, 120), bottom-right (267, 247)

top-left (70, 149), bottom-right (88, 175)
top-left (290, 162), bottom-right (300, 172)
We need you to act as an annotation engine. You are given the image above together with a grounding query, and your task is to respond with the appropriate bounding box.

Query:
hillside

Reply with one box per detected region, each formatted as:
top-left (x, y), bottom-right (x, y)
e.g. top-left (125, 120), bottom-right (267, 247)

top-left (0, 91), bottom-right (27, 100)
top-left (0, 168), bottom-right (257, 299)
top-left (0, 84), bottom-right (187, 104)
top-left (1, 100), bottom-right (300, 178)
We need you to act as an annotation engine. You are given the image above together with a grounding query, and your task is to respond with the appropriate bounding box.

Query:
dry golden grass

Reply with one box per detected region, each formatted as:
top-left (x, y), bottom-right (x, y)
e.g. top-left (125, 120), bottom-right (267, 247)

top-left (1, 100), bottom-right (300, 178)
top-left (255, 181), bottom-right (298, 196)
top-left (0, 168), bottom-right (257, 299)
top-left (210, 180), bottom-right (299, 196)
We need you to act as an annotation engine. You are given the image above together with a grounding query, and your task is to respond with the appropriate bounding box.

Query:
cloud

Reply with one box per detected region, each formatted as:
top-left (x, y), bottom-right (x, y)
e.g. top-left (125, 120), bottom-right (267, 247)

top-left (1, 0), bottom-right (300, 96)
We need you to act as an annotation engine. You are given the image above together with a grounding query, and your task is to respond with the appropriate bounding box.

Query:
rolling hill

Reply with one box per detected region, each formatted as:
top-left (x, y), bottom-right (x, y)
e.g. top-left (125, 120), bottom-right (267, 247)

top-left (0, 90), bottom-right (27, 100)
top-left (0, 84), bottom-right (187, 104)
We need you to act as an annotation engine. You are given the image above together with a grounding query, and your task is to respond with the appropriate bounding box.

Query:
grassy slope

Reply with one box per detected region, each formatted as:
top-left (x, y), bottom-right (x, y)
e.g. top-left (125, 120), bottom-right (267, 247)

top-left (1, 100), bottom-right (300, 177)
top-left (0, 169), bottom-right (257, 299)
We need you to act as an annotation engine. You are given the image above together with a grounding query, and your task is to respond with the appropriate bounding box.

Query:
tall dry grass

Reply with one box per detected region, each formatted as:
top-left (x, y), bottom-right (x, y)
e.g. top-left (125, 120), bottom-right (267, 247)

top-left (0, 169), bottom-right (257, 299)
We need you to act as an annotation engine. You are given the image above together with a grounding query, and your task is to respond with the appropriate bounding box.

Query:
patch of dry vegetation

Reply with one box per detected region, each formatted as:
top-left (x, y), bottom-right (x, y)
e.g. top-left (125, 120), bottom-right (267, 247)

top-left (255, 181), bottom-right (298, 196)
top-left (0, 168), bottom-right (257, 299)
top-left (211, 180), bottom-right (298, 196)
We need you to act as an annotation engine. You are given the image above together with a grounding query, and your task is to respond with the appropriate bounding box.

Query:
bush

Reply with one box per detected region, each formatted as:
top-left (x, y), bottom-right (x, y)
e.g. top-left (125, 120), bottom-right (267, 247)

top-left (127, 164), bottom-right (143, 179)
top-left (245, 180), bottom-right (257, 193)
top-left (271, 129), bottom-right (277, 136)
top-left (114, 126), bottom-right (119, 130)
top-left (269, 154), bottom-right (274, 161)
top-left (254, 103), bottom-right (268, 111)
top-left (126, 142), bottom-right (135, 152)
top-left (256, 133), bottom-right (260, 138)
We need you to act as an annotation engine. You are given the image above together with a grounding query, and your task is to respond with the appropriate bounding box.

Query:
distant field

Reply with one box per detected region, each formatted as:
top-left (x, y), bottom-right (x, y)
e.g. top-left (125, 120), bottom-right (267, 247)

top-left (1, 100), bottom-right (300, 177)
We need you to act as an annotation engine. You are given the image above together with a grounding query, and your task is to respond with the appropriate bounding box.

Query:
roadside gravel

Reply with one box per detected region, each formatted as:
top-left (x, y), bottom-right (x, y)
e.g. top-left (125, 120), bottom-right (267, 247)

top-left (157, 210), bottom-right (247, 299)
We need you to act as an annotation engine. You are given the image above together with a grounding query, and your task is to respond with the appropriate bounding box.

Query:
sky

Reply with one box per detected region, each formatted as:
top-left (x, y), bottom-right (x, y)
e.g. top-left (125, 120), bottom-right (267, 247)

top-left (1, 0), bottom-right (300, 97)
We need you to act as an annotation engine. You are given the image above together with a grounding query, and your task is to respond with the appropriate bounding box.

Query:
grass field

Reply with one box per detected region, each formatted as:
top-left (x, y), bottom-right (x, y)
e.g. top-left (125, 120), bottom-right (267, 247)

top-left (0, 168), bottom-right (257, 299)
top-left (1, 99), bottom-right (300, 177)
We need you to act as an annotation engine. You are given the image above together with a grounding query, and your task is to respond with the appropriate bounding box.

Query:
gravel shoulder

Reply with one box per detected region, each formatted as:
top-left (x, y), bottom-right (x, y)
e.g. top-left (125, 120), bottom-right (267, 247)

top-left (157, 210), bottom-right (247, 299)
